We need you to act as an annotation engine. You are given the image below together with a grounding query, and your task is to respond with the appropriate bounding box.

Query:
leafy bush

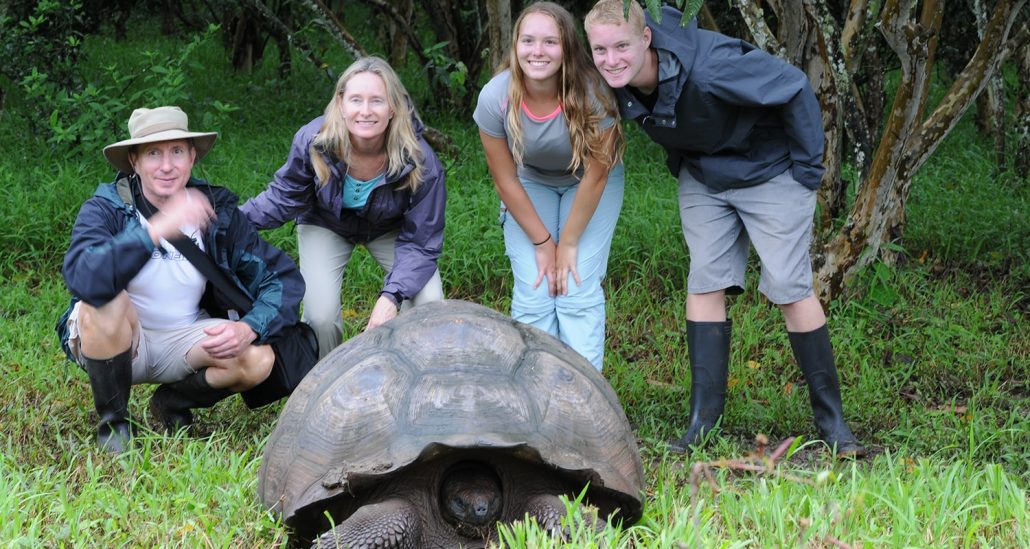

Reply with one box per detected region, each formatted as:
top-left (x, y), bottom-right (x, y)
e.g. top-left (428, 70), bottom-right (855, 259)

top-left (0, 0), bottom-right (86, 92)
top-left (4, 7), bottom-right (233, 158)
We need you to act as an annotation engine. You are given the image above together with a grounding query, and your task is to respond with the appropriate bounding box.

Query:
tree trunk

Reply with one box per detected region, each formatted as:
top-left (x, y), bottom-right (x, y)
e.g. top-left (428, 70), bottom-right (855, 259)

top-left (485, 0), bottom-right (511, 73)
top-left (839, 0), bottom-right (876, 181)
top-left (1017, 41), bottom-right (1030, 179)
top-left (272, 1), bottom-right (293, 79)
top-left (972, 0), bottom-right (1007, 171)
top-left (801, 0), bottom-right (847, 230)
top-left (231, 10), bottom-right (261, 72)
top-left (815, 0), bottom-right (1027, 300)
top-left (247, 0), bottom-right (334, 80)
top-left (882, 0), bottom-right (943, 254)
top-left (357, 0), bottom-right (427, 65)
top-left (388, 0), bottom-right (414, 67)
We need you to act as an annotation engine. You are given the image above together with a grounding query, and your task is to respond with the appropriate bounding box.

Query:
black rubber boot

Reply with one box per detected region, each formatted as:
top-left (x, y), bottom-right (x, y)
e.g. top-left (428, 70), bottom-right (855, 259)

top-left (669, 320), bottom-right (732, 453)
top-left (149, 369), bottom-right (232, 433)
top-left (789, 324), bottom-right (868, 458)
top-left (82, 349), bottom-right (134, 454)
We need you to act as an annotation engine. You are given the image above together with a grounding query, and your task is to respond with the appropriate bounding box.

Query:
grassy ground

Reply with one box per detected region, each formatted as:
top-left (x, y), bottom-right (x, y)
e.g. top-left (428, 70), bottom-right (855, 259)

top-left (0, 21), bottom-right (1027, 548)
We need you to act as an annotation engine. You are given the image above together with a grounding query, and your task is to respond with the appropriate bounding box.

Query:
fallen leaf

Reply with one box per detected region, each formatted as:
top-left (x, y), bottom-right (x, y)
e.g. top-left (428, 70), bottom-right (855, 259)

top-left (929, 403), bottom-right (968, 415)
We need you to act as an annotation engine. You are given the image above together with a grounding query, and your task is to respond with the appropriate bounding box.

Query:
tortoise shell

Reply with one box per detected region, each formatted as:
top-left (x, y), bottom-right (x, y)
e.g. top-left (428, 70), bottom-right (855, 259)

top-left (258, 300), bottom-right (645, 540)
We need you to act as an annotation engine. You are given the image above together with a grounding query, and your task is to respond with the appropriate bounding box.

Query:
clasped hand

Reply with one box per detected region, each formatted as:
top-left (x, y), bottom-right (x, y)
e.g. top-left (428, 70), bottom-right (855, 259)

top-left (533, 238), bottom-right (580, 297)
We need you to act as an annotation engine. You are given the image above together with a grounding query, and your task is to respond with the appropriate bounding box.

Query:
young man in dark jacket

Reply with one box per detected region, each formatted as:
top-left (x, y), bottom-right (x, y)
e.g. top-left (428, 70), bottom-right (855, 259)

top-left (585, 1), bottom-right (866, 456)
top-left (58, 106), bottom-right (306, 453)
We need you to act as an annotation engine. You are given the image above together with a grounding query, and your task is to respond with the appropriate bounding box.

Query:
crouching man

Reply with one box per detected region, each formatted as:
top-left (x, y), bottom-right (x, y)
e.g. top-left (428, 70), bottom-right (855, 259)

top-left (57, 106), bottom-right (306, 453)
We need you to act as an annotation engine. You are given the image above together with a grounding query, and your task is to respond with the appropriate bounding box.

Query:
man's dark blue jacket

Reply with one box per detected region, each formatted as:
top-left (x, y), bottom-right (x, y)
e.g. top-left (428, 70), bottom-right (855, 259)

top-left (58, 175), bottom-right (304, 359)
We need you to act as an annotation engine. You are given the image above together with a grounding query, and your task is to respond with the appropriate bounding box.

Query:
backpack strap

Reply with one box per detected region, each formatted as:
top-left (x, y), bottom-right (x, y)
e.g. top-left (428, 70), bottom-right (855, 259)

top-left (134, 187), bottom-right (254, 314)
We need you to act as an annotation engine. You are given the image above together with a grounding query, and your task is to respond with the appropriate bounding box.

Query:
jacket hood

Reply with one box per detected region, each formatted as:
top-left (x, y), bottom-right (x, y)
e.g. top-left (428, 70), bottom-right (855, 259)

top-left (648, 7), bottom-right (699, 85)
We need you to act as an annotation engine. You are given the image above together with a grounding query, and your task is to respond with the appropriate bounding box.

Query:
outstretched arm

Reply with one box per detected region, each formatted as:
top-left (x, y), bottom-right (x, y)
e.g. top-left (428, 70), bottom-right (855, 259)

top-left (479, 130), bottom-right (557, 297)
top-left (554, 126), bottom-right (617, 295)
top-left (239, 123), bottom-right (320, 229)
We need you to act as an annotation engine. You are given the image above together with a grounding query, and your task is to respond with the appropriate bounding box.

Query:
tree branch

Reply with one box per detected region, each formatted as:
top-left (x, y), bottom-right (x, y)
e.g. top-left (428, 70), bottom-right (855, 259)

top-left (840, 0), bottom-right (871, 73)
top-left (245, 0), bottom-right (334, 81)
top-left (356, 0), bottom-right (431, 67)
top-left (734, 0), bottom-right (783, 56)
top-left (300, 0), bottom-right (366, 60)
top-left (907, 0), bottom-right (1026, 171)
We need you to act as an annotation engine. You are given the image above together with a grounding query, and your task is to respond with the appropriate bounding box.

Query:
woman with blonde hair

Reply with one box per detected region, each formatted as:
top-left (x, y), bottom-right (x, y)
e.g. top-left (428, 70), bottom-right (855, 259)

top-left (474, 1), bottom-right (624, 371)
top-left (243, 56), bottom-right (446, 358)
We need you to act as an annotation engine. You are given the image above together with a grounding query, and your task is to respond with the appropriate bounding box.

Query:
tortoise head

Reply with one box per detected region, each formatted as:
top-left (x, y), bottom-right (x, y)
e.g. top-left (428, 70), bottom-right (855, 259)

top-left (439, 461), bottom-right (503, 537)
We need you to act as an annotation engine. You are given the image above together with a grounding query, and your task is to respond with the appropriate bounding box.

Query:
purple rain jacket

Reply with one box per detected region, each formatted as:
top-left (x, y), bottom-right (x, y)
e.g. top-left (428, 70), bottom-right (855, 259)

top-left (240, 115), bottom-right (446, 303)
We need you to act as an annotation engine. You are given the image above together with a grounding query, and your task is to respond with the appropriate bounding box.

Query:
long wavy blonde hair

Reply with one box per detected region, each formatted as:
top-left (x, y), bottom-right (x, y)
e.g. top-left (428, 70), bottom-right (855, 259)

top-left (497, 1), bottom-right (623, 175)
top-left (311, 56), bottom-right (425, 190)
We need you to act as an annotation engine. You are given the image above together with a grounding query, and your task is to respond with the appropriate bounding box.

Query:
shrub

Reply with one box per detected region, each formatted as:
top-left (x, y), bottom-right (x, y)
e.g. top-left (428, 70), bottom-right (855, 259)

top-left (3, 4), bottom-right (233, 158)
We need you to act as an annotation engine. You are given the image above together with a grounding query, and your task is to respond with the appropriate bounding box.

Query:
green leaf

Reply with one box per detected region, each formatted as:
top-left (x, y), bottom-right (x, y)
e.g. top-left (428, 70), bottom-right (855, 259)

top-left (680, 0), bottom-right (705, 22)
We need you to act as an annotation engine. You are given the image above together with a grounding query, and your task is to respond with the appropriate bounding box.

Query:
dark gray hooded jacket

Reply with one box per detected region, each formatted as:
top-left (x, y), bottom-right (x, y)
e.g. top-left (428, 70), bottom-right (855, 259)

top-left (614, 6), bottom-right (826, 190)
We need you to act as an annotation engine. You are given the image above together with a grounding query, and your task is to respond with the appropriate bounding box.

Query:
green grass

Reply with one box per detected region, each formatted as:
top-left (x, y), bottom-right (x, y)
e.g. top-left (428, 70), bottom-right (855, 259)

top-left (1, 19), bottom-right (1027, 548)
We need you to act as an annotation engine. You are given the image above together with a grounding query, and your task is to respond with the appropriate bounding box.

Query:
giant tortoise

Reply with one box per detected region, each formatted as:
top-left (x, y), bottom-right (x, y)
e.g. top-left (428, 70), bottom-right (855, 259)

top-left (258, 300), bottom-right (645, 547)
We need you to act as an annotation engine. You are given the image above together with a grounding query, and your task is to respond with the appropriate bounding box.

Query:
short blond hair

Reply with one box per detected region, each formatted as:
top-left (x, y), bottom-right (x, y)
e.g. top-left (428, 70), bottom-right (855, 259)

top-left (585, 0), bottom-right (646, 34)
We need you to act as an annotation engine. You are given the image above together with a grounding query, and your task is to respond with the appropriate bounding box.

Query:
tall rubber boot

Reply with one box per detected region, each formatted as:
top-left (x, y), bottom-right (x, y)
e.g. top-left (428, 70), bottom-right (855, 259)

top-left (669, 320), bottom-right (732, 453)
top-left (149, 369), bottom-right (232, 433)
top-left (82, 349), bottom-right (134, 454)
top-left (789, 324), bottom-right (868, 457)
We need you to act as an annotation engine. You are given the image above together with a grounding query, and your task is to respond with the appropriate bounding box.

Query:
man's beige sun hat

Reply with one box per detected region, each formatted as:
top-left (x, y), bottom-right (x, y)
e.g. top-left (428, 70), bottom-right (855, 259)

top-left (103, 106), bottom-right (218, 174)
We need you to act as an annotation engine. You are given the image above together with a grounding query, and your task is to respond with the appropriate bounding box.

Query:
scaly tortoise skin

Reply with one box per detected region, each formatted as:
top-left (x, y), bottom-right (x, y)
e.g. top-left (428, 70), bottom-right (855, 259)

top-left (258, 300), bottom-right (645, 548)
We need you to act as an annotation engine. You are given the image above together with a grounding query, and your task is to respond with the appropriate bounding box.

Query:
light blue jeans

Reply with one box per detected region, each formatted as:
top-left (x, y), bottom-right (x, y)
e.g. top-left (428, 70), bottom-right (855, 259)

top-left (501, 163), bottom-right (625, 370)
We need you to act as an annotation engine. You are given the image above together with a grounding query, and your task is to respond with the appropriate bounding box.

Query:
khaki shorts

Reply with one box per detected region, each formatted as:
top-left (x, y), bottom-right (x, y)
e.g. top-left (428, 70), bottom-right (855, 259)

top-left (65, 302), bottom-right (229, 384)
top-left (677, 167), bottom-right (816, 304)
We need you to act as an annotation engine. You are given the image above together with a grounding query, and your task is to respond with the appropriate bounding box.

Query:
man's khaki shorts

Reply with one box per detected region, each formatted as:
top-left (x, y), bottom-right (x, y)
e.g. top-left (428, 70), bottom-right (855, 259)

top-left (66, 302), bottom-right (228, 384)
top-left (677, 167), bottom-right (816, 305)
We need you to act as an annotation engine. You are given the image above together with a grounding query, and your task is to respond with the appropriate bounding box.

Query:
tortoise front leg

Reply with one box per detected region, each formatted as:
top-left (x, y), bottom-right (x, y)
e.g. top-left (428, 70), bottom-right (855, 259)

top-left (524, 494), bottom-right (568, 538)
top-left (524, 494), bottom-right (606, 539)
top-left (311, 499), bottom-right (421, 549)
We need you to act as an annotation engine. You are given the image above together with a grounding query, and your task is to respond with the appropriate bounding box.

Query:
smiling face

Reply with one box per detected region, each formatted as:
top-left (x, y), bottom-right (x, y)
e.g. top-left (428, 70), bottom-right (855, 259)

top-left (585, 21), bottom-right (653, 90)
top-left (340, 71), bottom-right (393, 148)
top-left (515, 12), bottom-right (564, 85)
top-left (130, 139), bottom-right (196, 205)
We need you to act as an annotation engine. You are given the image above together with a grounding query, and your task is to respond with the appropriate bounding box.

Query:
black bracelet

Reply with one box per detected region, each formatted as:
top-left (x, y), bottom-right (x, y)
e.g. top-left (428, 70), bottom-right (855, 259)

top-left (533, 234), bottom-right (551, 246)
